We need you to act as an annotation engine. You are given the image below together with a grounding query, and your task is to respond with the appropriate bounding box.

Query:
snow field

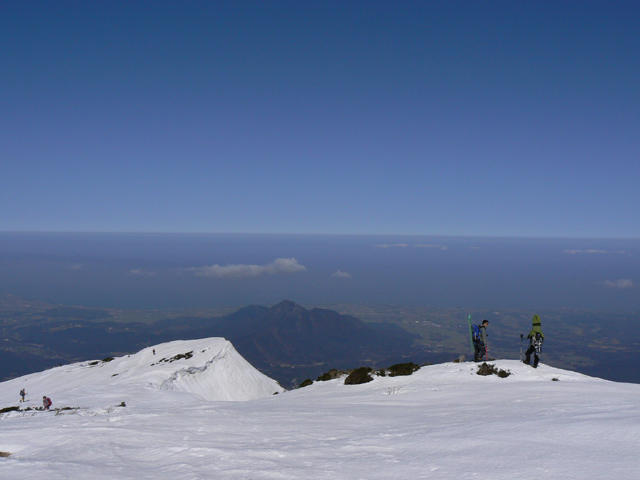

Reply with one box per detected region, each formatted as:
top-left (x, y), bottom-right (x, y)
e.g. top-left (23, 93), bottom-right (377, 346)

top-left (0, 342), bottom-right (639, 479)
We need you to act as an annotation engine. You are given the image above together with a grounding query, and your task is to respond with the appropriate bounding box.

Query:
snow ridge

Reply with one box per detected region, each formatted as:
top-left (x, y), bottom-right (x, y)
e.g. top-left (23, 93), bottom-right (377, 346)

top-left (156, 340), bottom-right (282, 401)
top-left (159, 341), bottom-right (233, 391)
top-left (0, 337), bottom-right (284, 407)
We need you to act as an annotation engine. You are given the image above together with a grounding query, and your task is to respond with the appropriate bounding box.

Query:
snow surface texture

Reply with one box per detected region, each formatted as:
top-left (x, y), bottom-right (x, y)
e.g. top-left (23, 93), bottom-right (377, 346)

top-left (1, 340), bottom-right (639, 479)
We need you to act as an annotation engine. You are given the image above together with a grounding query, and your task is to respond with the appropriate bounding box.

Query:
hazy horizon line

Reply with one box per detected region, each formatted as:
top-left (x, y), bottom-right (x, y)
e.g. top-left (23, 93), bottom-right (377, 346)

top-left (2, 231), bottom-right (639, 241)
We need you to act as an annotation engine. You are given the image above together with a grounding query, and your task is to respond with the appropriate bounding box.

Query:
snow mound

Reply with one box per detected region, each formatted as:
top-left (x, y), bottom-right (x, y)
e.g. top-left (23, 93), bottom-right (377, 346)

top-left (0, 338), bottom-right (283, 408)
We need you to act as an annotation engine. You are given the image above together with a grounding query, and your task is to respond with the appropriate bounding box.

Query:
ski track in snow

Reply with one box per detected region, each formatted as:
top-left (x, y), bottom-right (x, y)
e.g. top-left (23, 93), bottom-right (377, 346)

top-left (0, 338), bottom-right (639, 479)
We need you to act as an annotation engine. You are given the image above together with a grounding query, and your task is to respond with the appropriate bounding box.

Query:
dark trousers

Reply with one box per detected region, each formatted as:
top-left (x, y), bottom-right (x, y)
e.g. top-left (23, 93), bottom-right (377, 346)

top-left (524, 345), bottom-right (541, 368)
top-left (474, 341), bottom-right (486, 362)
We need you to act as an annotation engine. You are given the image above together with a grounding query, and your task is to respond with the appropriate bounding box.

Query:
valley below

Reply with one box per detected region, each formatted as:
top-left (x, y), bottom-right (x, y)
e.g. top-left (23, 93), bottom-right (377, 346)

top-left (2, 293), bottom-right (639, 386)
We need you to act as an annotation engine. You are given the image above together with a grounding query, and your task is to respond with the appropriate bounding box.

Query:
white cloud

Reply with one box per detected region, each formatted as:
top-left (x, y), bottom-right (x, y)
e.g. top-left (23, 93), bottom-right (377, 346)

top-left (414, 244), bottom-right (448, 250)
top-left (375, 244), bottom-right (448, 250)
top-left (129, 269), bottom-right (157, 276)
top-left (331, 270), bottom-right (352, 279)
top-left (563, 249), bottom-right (627, 255)
top-left (184, 258), bottom-right (307, 279)
top-left (67, 264), bottom-right (83, 270)
top-left (602, 279), bottom-right (634, 289)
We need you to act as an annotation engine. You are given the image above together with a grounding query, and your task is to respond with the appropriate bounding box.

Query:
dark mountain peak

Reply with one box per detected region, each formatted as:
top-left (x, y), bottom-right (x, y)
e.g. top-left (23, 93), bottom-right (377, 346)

top-left (158, 300), bottom-right (418, 389)
top-left (308, 307), bottom-right (365, 336)
top-left (212, 301), bottom-right (419, 387)
top-left (269, 300), bottom-right (309, 318)
top-left (259, 301), bottom-right (366, 338)
top-left (270, 300), bottom-right (306, 314)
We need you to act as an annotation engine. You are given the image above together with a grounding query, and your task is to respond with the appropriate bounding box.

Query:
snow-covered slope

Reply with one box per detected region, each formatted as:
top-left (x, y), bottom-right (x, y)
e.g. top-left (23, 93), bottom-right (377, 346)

top-left (0, 337), bottom-right (284, 408)
top-left (1, 359), bottom-right (639, 479)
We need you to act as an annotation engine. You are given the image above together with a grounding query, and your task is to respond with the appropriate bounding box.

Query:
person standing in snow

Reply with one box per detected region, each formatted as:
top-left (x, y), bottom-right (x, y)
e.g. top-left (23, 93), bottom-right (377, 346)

top-left (42, 396), bottom-right (52, 410)
top-left (524, 315), bottom-right (544, 368)
top-left (473, 319), bottom-right (489, 362)
top-left (20, 389), bottom-right (26, 402)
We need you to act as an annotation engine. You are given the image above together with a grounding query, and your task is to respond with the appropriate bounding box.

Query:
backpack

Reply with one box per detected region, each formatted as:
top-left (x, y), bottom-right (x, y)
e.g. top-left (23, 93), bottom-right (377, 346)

top-left (46, 397), bottom-right (52, 407)
top-left (471, 324), bottom-right (482, 341)
top-left (531, 333), bottom-right (543, 350)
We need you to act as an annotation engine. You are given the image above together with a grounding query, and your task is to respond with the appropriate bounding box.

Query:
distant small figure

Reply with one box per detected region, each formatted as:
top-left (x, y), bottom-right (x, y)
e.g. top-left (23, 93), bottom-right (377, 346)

top-left (472, 320), bottom-right (489, 362)
top-left (20, 389), bottom-right (26, 402)
top-left (524, 314), bottom-right (544, 368)
top-left (153, 349), bottom-right (156, 355)
top-left (42, 396), bottom-right (52, 410)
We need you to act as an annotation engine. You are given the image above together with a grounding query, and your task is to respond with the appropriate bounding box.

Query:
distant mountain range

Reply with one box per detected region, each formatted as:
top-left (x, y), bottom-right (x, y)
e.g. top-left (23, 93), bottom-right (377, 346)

top-left (152, 300), bottom-right (422, 385)
top-left (0, 295), bottom-right (423, 387)
top-left (4, 294), bottom-right (638, 386)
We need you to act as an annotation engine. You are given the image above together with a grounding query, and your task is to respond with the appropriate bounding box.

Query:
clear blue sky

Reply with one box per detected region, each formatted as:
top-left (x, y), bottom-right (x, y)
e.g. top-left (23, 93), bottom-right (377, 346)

top-left (2, 1), bottom-right (639, 237)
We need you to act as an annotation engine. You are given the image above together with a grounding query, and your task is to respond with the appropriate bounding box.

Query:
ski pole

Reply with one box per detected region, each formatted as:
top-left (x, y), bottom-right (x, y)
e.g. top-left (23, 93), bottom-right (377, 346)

top-left (520, 334), bottom-right (523, 361)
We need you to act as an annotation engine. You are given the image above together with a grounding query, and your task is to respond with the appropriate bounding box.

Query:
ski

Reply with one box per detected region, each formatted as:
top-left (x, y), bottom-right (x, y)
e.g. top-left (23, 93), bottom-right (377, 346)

top-left (467, 315), bottom-right (474, 355)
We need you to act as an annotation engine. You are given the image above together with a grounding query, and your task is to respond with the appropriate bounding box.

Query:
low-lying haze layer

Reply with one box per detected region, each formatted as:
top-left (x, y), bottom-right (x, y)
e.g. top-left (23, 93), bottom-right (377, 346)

top-left (1, 233), bottom-right (638, 311)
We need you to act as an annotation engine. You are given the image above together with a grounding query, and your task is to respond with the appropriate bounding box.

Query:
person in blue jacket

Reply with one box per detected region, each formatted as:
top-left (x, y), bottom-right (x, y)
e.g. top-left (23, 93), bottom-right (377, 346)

top-left (473, 319), bottom-right (489, 362)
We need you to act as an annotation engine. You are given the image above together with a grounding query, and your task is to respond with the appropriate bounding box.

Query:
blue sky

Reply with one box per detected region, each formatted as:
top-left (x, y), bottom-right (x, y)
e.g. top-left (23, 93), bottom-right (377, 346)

top-left (2, 1), bottom-right (639, 237)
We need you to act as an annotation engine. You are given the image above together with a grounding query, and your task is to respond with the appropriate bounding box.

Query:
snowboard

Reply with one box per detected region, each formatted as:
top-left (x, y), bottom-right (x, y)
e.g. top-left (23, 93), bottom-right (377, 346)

top-left (527, 314), bottom-right (543, 367)
top-left (530, 314), bottom-right (543, 338)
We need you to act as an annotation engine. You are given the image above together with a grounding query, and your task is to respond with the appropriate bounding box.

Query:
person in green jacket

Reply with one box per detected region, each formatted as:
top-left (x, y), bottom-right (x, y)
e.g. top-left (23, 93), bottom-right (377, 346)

top-left (524, 314), bottom-right (544, 368)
